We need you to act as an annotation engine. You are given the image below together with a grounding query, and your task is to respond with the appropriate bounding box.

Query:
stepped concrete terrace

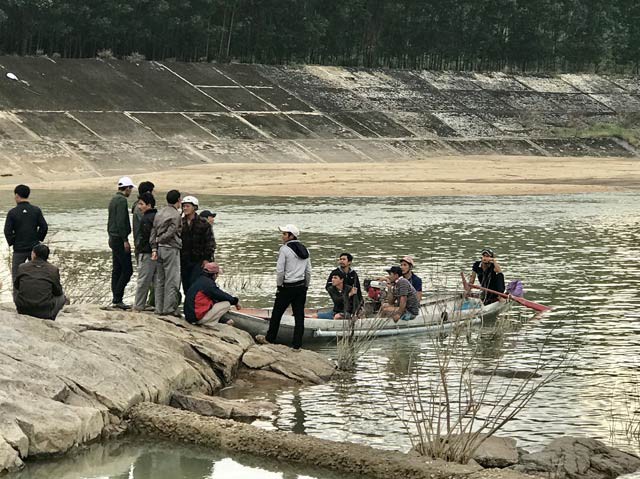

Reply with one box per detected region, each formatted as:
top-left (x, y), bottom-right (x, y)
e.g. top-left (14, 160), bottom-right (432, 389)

top-left (0, 57), bottom-right (638, 186)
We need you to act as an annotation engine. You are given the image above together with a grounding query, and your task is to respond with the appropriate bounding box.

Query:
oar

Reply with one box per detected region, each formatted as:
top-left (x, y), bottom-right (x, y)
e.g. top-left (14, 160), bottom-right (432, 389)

top-left (460, 272), bottom-right (552, 312)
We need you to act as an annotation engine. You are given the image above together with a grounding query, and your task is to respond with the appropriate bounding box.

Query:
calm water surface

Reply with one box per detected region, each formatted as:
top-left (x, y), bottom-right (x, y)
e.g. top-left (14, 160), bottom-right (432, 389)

top-left (1, 191), bottom-right (639, 478)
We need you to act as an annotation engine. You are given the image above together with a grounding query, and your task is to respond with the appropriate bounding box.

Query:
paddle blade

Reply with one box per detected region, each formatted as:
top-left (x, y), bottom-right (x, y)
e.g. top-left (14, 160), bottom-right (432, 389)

top-left (512, 295), bottom-right (552, 312)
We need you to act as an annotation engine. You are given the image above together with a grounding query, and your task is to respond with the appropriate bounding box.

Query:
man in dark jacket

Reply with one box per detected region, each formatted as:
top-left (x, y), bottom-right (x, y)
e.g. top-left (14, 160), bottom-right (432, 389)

top-left (180, 196), bottom-right (214, 294)
top-left (184, 262), bottom-right (240, 325)
top-left (14, 243), bottom-right (66, 320)
top-left (133, 192), bottom-right (157, 311)
top-left (468, 248), bottom-right (505, 305)
top-left (107, 176), bottom-right (135, 310)
top-left (199, 210), bottom-right (217, 260)
top-left (315, 269), bottom-right (357, 319)
top-left (132, 181), bottom-right (155, 255)
top-left (325, 252), bottom-right (362, 313)
top-left (4, 184), bottom-right (48, 287)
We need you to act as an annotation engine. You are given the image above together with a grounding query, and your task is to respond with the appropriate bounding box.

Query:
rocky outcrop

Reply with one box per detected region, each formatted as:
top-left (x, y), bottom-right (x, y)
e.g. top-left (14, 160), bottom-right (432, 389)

top-left (170, 392), bottom-right (277, 421)
top-left (512, 436), bottom-right (640, 479)
top-left (240, 343), bottom-right (336, 384)
top-left (412, 434), bottom-right (519, 469)
top-left (128, 402), bottom-right (538, 479)
top-left (0, 305), bottom-right (335, 474)
top-left (472, 436), bottom-right (519, 468)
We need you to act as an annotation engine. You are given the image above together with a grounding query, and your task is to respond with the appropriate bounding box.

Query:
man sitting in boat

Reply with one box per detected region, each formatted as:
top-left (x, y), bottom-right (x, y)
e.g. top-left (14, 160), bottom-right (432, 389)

top-left (325, 252), bottom-right (363, 312)
top-left (184, 262), bottom-right (241, 326)
top-left (314, 269), bottom-right (357, 319)
top-left (468, 248), bottom-right (505, 305)
top-left (381, 266), bottom-right (420, 322)
top-left (400, 255), bottom-right (423, 301)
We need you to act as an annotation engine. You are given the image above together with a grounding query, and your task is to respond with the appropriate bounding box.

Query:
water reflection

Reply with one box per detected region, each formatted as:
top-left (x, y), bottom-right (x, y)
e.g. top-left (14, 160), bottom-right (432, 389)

top-left (6, 438), bottom-right (362, 479)
top-left (0, 191), bottom-right (639, 455)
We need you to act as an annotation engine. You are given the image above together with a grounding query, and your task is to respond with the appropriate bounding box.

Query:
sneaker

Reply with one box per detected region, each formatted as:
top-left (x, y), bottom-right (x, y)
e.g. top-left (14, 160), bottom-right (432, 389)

top-left (255, 335), bottom-right (268, 345)
top-left (143, 305), bottom-right (155, 312)
top-left (112, 302), bottom-right (131, 310)
top-left (292, 348), bottom-right (301, 353)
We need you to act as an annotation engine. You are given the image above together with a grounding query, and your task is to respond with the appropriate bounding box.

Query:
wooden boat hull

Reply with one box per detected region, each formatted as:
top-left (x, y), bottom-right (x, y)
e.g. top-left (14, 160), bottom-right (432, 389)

top-left (225, 293), bottom-right (510, 344)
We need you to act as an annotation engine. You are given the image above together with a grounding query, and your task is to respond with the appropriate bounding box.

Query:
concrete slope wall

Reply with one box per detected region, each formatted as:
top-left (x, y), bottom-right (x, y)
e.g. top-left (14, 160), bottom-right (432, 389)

top-left (0, 57), bottom-right (638, 183)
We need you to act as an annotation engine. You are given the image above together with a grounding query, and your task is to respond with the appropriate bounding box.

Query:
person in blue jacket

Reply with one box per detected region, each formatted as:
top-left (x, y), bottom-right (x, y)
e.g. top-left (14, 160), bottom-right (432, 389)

top-left (184, 262), bottom-right (241, 326)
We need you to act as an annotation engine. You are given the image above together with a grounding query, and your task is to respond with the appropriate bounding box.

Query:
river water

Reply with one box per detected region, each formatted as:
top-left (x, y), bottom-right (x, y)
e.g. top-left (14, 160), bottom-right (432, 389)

top-left (1, 190), bottom-right (639, 478)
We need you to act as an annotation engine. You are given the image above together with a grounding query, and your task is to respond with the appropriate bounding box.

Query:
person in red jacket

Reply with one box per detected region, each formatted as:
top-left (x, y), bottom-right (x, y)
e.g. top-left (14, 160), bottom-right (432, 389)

top-left (184, 262), bottom-right (241, 326)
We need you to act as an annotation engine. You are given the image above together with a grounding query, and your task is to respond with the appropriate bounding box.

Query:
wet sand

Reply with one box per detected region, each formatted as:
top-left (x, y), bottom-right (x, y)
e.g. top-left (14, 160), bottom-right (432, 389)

top-left (5, 155), bottom-right (640, 196)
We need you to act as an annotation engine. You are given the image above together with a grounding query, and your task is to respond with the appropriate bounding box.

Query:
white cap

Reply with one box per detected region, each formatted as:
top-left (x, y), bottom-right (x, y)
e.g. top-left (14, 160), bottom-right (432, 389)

top-left (181, 195), bottom-right (199, 207)
top-left (117, 176), bottom-right (135, 188)
top-left (278, 224), bottom-right (300, 237)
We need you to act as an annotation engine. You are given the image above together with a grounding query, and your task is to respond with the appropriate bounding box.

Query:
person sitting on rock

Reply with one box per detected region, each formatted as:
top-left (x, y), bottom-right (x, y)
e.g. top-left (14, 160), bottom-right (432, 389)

top-left (184, 262), bottom-right (241, 326)
top-left (14, 243), bottom-right (67, 321)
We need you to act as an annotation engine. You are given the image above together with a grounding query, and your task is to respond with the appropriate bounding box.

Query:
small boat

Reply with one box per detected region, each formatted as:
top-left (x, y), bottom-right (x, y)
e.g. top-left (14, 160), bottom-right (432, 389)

top-left (225, 292), bottom-right (510, 343)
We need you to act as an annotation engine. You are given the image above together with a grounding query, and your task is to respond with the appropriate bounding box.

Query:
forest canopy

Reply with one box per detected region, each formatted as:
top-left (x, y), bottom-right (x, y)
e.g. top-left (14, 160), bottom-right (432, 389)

top-left (0, 0), bottom-right (638, 72)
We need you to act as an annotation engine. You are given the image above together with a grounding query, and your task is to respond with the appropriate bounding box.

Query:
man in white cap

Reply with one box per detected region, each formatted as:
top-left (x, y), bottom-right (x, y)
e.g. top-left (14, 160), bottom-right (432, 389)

top-left (400, 255), bottom-right (423, 301)
top-left (180, 195), bottom-right (214, 294)
top-left (107, 177), bottom-right (135, 309)
top-left (256, 224), bottom-right (311, 350)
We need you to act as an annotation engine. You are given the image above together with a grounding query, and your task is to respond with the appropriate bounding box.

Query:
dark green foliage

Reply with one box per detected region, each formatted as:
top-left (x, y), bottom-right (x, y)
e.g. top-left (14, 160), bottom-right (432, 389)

top-left (0, 0), bottom-right (636, 72)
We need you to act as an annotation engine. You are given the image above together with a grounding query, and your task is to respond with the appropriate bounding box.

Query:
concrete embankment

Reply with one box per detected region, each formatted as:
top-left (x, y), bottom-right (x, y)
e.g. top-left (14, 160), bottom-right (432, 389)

top-left (0, 304), bottom-right (334, 474)
top-left (0, 57), bottom-right (639, 195)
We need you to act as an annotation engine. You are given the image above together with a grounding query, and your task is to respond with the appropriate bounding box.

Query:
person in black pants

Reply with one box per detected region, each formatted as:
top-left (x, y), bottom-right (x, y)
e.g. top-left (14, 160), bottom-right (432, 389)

top-left (107, 177), bottom-right (135, 309)
top-left (3, 184), bottom-right (48, 291)
top-left (256, 224), bottom-right (311, 350)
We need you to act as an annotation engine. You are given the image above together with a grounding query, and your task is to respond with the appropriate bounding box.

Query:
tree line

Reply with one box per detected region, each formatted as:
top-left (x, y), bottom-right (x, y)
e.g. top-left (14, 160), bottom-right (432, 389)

top-left (1, 0), bottom-right (639, 72)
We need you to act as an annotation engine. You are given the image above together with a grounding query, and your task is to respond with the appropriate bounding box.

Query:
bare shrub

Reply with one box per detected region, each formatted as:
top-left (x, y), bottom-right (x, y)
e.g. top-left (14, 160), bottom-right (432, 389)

top-left (384, 299), bottom-right (572, 464)
top-left (608, 376), bottom-right (640, 449)
top-left (97, 49), bottom-right (115, 60)
top-left (124, 52), bottom-right (146, 63)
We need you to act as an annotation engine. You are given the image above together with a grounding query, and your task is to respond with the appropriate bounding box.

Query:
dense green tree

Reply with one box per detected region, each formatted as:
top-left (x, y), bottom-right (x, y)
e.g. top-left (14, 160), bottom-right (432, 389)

top-left (0, 0), bottom-right (637, 71)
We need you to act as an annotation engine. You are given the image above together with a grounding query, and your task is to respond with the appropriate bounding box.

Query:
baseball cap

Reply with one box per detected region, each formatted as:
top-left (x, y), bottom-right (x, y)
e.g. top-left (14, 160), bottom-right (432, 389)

top-left (481, 248), bottom-right (495, 257)
top-left (401, 255), bottom-right (415, 266)
top-left (386, 266), bottom-right (403, 276)
top-left (278, 224), bottom-right (300, 237)
top-left (199, 210), bottom-right (217, 218)
top-left (117, 176), bottom-right (135, 188)
top-left (203, 262), bottom-right (221, 274)
top-left (181, 195), bottom-right (199, 207)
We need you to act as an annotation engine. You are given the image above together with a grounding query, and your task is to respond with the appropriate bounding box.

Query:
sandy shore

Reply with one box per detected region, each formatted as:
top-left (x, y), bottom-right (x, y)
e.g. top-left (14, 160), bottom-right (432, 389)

top-left (5, 155), bottom-right (640, 196)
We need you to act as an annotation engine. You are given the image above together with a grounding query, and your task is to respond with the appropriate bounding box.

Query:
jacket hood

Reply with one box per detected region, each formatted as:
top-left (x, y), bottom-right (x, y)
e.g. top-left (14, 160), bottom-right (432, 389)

top-left (286, 240), bottom-right (309, 259)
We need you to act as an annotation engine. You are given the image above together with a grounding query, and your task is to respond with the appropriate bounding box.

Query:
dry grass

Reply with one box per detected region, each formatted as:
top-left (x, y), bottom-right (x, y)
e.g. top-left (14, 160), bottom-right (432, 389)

top-left (382, 286), bottom-right (573, 463)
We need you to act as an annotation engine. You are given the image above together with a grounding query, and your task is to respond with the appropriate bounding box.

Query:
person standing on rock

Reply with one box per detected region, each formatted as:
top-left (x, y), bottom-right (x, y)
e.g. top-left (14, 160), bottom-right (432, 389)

top-left (132, 181), bottom-right (155, 308)
top-left (132, 181), bottom-right (155, 256)
top-left (107, 177), bottom-right (135, 310)
top-left (184, 262), bottom-right (240, 326)
top-left (132, 192), bottom-right (157, 312)
top-left (180, 196), bottom-right (214, 294)
top-left (256, 224), bottom-right (311, 351)
top-left (4, 184), bottom-right (48, 289)
top-left (14, 243), bottom-right (66, 320)
top-left (150, 189), bottom-right (182, 316)
top-left (198, 210), bottom-right (217, 261)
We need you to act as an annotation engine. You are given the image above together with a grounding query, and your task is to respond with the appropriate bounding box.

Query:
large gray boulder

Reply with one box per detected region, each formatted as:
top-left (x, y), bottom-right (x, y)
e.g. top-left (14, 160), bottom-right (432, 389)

top-left (412, 434), bottom-right (519, 468)
top-left (241, 343), bottom-right (336, 384)
top-left (512, 436), bottom-right (640, 479)
top-left (170, 392), bottom-right (277, 421)
top-left (0, 305), bottom-right (254, 473)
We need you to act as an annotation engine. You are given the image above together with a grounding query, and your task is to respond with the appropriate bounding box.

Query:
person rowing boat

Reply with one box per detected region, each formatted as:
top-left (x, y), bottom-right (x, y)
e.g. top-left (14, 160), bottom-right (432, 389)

top-left (466, 248), bottom-right (505, 305)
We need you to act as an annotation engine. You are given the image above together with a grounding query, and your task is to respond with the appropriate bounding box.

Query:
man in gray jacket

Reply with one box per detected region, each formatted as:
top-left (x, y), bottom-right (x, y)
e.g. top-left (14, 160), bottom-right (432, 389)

top-left (150, 189), bottom-right (182, 316)
top-left (257, 224), bottom-right (311, 350)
